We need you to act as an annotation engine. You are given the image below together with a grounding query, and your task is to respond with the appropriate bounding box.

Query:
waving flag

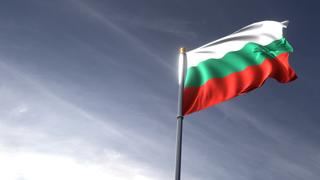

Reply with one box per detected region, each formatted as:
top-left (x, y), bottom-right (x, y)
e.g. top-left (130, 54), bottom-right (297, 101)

top-left (182, 20), bottom-right (297, 115)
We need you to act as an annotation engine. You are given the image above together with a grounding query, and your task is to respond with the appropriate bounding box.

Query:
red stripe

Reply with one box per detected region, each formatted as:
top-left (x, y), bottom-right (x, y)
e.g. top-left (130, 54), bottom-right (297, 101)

top-left (183, 53), bottom-right (297, 115)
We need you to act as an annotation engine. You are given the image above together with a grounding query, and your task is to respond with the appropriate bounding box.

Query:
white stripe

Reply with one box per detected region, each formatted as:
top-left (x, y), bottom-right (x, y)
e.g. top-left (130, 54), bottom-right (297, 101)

top-left (186, 20), bottom-right (288, 68)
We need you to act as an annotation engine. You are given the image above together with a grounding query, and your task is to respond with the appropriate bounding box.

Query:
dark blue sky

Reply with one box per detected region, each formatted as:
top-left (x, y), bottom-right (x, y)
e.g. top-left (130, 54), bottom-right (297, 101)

top-left (0, 0), bottom-right (319, 179)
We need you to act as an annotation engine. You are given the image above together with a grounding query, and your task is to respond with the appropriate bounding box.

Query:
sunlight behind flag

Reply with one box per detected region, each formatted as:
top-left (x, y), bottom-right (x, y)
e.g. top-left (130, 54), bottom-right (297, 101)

top-left (178, 48), bottom-right (186, 85)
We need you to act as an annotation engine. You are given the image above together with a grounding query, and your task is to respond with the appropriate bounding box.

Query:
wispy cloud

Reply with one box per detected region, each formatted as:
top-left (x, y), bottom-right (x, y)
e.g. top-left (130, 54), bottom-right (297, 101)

top-left (69, 0), bottom-right (174, 71)
top-left (0, 146), bottom-right (157, 180)
top-left (0, 60), bottom-right (170, 179)
top-left (108, 14), bottom-right (199, 39)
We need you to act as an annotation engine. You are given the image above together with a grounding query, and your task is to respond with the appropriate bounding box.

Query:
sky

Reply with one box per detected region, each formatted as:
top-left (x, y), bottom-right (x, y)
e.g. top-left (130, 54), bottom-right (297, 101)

top-left (0, 0), bottom-right (319, 179)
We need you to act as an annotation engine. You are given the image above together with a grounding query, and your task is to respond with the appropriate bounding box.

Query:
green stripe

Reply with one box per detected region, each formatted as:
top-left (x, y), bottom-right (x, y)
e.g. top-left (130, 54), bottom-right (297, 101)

top-left (185, 38), bottom-right (293, 88)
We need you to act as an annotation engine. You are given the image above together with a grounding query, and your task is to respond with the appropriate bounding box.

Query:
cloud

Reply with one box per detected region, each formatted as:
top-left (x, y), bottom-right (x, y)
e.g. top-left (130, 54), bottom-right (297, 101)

top-left (0, 60), bottom-right (170, 179)
top-left (69, 0), bottom-right (174, 71)
top-left (0, 149), bottom-right (157, 180)
top-left (108, 14), bottom-right (199, 39)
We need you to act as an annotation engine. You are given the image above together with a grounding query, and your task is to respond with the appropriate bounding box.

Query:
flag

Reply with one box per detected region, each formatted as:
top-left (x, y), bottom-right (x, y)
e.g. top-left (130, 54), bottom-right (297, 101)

top-left (183, 20), bottom-right (297, 115)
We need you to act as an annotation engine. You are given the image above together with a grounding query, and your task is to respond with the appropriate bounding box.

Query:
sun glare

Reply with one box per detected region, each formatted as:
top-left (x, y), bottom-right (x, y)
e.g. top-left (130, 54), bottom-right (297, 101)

top-left (0, 151), bottom-right (154, 180)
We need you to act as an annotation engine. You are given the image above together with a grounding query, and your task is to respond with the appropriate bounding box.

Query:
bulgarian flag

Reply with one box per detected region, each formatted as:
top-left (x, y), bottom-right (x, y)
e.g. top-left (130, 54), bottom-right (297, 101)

top-left (182, 20), bottom-right (297, 115)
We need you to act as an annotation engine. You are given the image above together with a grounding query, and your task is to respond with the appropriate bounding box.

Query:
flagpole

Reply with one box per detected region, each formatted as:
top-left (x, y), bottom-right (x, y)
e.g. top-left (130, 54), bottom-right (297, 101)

top-left (175, 47), bottom-right (187, 180)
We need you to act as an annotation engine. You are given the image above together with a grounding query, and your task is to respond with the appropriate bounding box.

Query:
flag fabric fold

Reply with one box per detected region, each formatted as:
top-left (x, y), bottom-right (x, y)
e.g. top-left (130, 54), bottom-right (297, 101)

top-left (183, 20), bottom-right (297, 115)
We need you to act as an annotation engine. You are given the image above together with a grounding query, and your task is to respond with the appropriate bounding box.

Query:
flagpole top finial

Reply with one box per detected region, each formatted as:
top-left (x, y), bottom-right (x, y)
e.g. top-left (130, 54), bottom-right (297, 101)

top-left (179, 47), bottom-right (186, 54)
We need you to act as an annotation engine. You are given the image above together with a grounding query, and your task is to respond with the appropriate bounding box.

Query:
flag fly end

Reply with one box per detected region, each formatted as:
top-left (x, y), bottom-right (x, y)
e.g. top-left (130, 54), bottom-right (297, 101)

top-left (281, 20), bottom-right (289, 28)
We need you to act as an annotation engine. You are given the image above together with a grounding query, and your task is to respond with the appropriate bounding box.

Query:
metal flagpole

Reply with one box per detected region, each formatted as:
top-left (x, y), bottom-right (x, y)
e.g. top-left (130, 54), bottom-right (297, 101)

top-left (175, 47), bottom-right (187, 180)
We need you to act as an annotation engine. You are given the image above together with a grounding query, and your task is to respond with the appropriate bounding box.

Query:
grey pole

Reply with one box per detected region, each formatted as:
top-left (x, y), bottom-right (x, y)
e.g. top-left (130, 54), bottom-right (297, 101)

top-left (175, 47), bottom-right (187, 180)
